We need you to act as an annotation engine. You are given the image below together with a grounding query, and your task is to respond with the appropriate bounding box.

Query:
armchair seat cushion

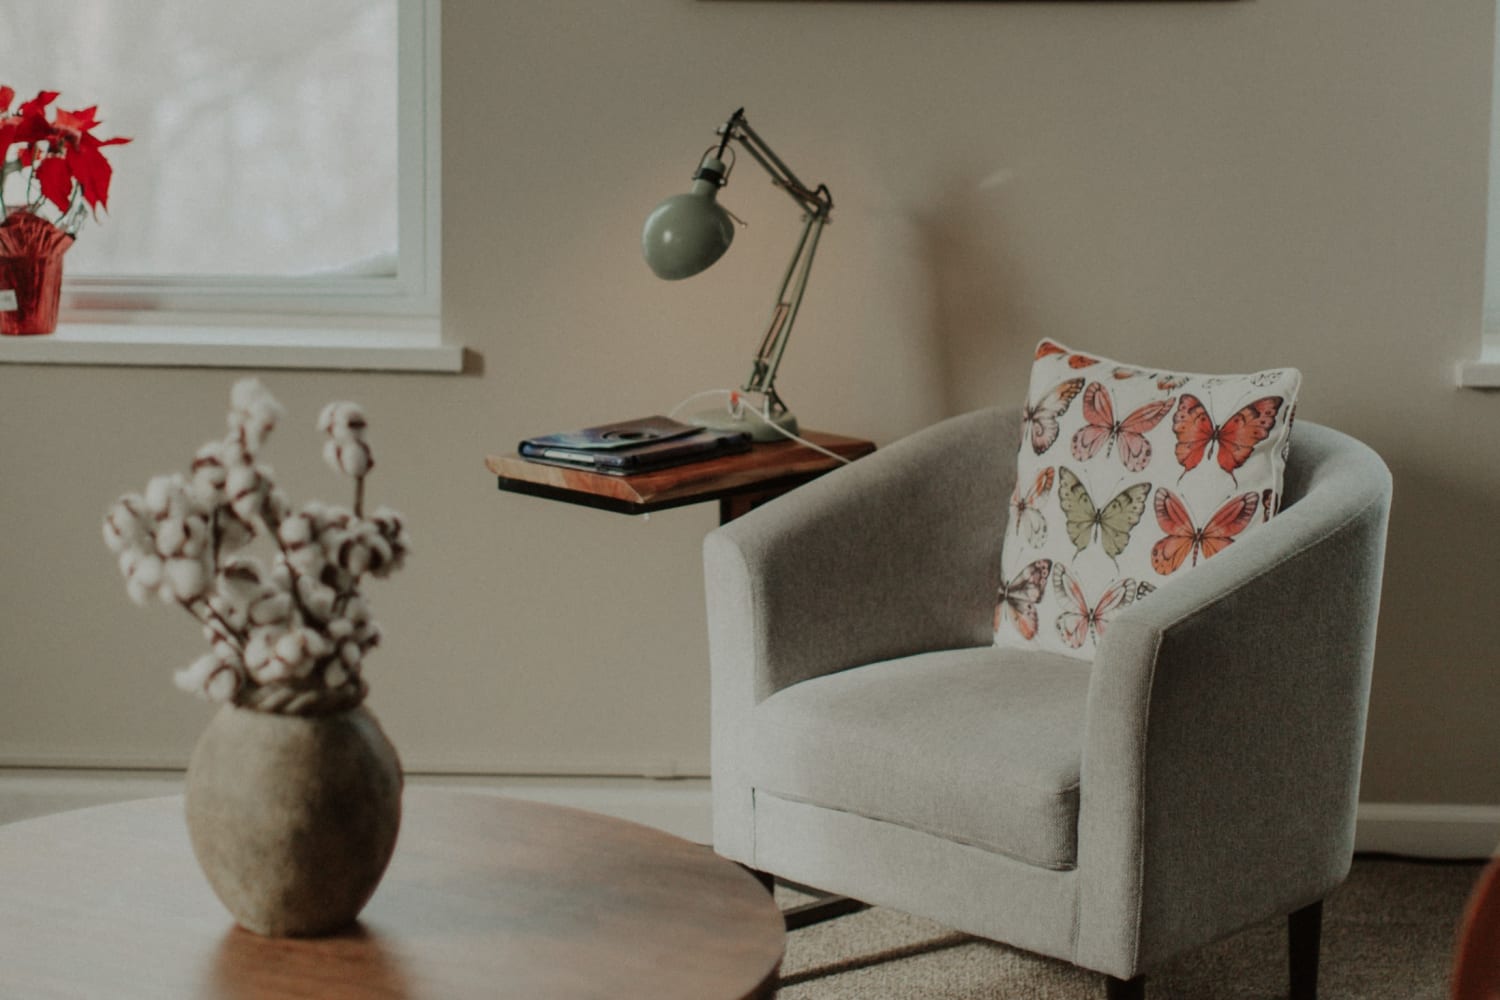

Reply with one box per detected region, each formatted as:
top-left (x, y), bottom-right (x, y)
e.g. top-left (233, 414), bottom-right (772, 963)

top-left (747, 645), bottom-right (1092, 871)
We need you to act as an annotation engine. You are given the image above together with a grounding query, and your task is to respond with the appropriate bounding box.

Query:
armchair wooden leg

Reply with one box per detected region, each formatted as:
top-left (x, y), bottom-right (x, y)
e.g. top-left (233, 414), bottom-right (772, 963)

top-left (734, 865), bottom-right (871, 930)
top-left (1289, 899), bottom-right (1323, 1000)
top-left (1106, 975), bottom-right (1145, 1000)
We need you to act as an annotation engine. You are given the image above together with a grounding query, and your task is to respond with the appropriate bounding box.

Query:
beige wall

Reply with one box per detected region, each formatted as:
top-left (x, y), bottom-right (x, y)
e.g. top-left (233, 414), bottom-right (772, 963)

top-left (2, 1), bottom-right (1496, 805)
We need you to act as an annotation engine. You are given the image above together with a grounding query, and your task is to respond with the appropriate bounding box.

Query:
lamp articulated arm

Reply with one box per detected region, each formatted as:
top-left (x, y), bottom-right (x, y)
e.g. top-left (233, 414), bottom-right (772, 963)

top-left (713, 108), bottom-right (833, 422)
top-left (642, 107), bottom-right (833, 441)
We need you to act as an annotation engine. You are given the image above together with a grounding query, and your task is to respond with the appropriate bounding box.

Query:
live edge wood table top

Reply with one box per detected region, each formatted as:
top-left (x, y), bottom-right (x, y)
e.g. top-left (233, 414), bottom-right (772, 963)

top-left (487, 430), bottom-right (876, 522)
top-left (0, 788), bottom-right (784, 1000)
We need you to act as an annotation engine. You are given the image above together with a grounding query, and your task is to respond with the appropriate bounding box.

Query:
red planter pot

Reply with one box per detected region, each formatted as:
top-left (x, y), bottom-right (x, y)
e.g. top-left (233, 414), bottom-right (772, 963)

top-left (0, 212), bottom-right (74, 336)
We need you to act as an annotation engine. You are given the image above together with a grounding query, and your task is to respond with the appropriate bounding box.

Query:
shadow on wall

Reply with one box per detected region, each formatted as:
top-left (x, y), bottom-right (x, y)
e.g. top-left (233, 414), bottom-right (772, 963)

top-left (912, 168), bottom-right (1037, 416)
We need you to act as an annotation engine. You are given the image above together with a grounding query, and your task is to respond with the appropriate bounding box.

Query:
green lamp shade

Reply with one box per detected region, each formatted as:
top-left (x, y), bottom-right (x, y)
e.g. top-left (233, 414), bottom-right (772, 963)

top-left (642, 177), bottom-right (735, 281)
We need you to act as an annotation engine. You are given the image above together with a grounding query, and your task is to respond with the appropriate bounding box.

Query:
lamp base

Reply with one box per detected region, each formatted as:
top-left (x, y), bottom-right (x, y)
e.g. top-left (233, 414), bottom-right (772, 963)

top-left (689, 404), bottom-right (799, 443)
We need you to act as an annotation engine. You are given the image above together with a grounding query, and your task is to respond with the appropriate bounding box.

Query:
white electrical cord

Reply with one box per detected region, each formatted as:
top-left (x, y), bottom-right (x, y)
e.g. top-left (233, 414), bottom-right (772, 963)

top-left (669, 389), bottom-right (854, 466)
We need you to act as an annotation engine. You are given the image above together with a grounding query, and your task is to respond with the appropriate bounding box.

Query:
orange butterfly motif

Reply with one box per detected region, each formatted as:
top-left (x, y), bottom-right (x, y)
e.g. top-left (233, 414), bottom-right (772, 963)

top-left (1172, 393), bottom-right (1284, 484)
top-left (995, 558), bottom-right (1053, 640)
top-left (1010, 466), bottom-right (1055, 547)
top-left (1021, 377), bottom-right (1085, 455)
top-left (1149, 488), bottom-right (1259, 576)
top-left (1051, 563), bottom-right (1137, 649)
top-left (1070, 382), bottom-right (1175, 473)
top-left (1035, 340), bottom-right (1100, 369)
top-left (1111, 366), bottom-right (1190, 392)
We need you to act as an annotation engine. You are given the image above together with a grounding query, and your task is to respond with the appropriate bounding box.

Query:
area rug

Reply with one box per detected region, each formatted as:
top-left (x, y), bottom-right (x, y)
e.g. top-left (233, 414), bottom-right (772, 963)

top-left (776, 857), bottom-right (1483, 999)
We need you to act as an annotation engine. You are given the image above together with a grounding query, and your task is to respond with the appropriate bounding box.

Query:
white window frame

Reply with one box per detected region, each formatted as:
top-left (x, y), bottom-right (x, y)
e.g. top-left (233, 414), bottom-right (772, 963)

top-left (1461, 2), bottom-right (1500, 387)
top-left (0, 0), bottom-right (459, 373)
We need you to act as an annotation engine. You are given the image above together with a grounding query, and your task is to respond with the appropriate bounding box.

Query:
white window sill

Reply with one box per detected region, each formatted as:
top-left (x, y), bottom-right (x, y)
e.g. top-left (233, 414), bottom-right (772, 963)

top-left (1459, 352), bottom-right (1500, 388)
top-left (0, 317), bottom-right (464, 373)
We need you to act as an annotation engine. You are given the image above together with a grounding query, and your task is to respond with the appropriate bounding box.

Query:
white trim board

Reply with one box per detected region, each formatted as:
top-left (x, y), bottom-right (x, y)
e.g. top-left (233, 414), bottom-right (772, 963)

top-left (1353, 802), bottom-right (1500, 859)
top-left (0, 772), bottom-right (1494, 859)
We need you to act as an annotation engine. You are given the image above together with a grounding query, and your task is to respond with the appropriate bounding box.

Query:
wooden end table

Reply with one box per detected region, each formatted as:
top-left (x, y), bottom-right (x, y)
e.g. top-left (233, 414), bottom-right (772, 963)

top-left (0, 789), bottom-right (785, 999)
top-left (487, 430), bottom-right (875, 523)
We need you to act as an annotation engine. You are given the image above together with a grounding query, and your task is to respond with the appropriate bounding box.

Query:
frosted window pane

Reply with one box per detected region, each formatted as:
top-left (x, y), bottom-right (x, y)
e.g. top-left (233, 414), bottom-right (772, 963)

top-left (1, 0), bottom-right (397, 279)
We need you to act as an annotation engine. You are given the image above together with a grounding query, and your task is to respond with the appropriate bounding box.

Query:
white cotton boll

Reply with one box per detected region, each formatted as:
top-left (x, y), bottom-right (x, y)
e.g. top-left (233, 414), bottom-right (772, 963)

top-left (156, 518), bottom-right (187, 557)
top-left (226, 464), bottom-right (261, 512)
top-left (279, 514), bottom-right (312, 547)
top-left (299, 579), bottom-right (338, 619)
top-left (144, 474), bottom-right (177, 515)
top-left (253, 658), bottom-right (290, 684)
top-left (208, 593), bottom-right (248, 632)
top-left (274, 629), bottom-right (329, 678)
top-left (224, 462), bottom-right (255, 494)
top-left (166, 557), bottom-right (209, 602)
top-left (102, 517), bottom-right (128, 553)
top-left (249, 590), bottom-right (293, 627)
top-left (102, 498), bottom-right (147, 553)
top-left (274, 631), bottom-right (304, 663)
top-left (333, 441), bottom-right (372, 478)
top-left (174, 654), bottom-right (217, 694)
top-left (323, 662), bottom-right (349, 690)
top-left (342, 540), bottom-right (371, 577)
top-left (360, 622), bottom-right (382, 650)
top-left (232, 378), bottom-right (280, 415)
top-left (229, 379), bottom-right (285, 450)
top-left (340, 641), bottom-right (361, 667)
top-left (204, 666), bottom-right (240, 703)
top-left (180, 516), bottom-right (210, 558)
top-left (304, 628), bottom-right (331, 658)
top-left (264, 485), bottom-right (291, 525)
top-left (126, 577), bottom-right (152, 606)
top-left (286, 542), bottom-right (324, 578)
top-left (322, 439), bottom-right (343, 476)
top-left (212, 639), bottom-right (243, 670)
top-left (187, 477), bottom-right (219, 511)
top-left (132, 552), bottom-right (164, 589)
top-left (245, 629), bottom-right (278, 671)
top-left (320, 401), bottom-right (367, 441)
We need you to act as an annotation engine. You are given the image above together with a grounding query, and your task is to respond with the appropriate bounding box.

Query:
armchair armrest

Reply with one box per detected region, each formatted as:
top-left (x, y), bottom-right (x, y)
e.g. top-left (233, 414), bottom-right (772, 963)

top-left (1074, 423), bottom-right (1393, 976)
top-left (706, 407), bottom-right (1017, 861)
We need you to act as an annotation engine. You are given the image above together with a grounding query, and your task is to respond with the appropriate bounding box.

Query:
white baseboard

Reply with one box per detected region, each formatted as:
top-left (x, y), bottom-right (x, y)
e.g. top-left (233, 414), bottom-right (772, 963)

top-left (1, 772), bottom-right (1493, 860)
top-left (1354, 802), bottom-right (1500, 859)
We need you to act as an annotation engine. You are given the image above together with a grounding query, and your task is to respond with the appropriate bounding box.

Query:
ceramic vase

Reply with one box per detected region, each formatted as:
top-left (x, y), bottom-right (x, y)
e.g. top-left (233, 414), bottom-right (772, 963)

top-left (0, 211), bottom-right (73, 336)
top-left (184, 703), bottom-right (403, 937)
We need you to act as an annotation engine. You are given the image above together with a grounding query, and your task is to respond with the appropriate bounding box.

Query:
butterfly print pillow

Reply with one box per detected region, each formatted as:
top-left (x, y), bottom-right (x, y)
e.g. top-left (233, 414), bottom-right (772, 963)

top-left (995, 338), bottom-right (1300, 661)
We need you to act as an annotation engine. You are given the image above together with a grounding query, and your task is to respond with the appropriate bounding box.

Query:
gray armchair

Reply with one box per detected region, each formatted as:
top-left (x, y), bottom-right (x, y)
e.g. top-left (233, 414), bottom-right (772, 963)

top-left (704, 407), bottom-right (1391, 998)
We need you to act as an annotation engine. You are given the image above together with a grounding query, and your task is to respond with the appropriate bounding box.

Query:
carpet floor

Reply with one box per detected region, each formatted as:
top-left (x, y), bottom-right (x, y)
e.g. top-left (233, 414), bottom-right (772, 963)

top-left (775, 857), bottom-right (1483, 999)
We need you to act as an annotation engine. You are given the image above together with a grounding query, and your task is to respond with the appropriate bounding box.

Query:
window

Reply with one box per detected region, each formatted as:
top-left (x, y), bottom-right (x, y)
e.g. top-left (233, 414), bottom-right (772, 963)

top-left (0, 0), bottom-right (454, 371)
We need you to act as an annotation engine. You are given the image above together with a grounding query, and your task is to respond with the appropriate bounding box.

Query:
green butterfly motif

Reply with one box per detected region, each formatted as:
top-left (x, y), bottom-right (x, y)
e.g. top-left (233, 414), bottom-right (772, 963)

top-left (1056, 466), bottom-right (1150, 560)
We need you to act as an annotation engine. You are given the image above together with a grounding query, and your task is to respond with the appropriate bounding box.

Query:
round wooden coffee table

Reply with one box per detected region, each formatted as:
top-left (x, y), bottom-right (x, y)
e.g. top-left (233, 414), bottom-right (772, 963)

top-left (0, 788), bottom-right (784, 999)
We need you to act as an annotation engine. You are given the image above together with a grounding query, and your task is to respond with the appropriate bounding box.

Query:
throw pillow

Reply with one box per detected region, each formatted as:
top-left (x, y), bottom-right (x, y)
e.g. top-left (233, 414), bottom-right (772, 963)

top-left (994, 338), bottom-right (1301, 661)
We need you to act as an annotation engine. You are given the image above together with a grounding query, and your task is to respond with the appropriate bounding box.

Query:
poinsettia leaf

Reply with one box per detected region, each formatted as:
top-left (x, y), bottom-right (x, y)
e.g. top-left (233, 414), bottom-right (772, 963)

top-left (18, 91), bottom-right (58, 118)
top-left (10, 112), bottom-right (53, 145)
top-left (65, 142), bottom-right (113, 210)
top-left (55, 106), bottom-right (99, 134)
top-left (0, 87), bottom-right (14, 113)
top-left (34, 155), bottom-right (73, 213)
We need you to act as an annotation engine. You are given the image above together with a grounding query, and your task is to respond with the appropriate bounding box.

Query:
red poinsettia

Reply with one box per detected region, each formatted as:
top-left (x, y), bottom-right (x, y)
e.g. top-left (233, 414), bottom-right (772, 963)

top-left (0, 86), bottom-right (131, 228)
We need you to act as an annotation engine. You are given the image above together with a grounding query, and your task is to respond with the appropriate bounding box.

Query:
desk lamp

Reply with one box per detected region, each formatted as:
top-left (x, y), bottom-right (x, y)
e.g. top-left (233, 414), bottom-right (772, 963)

top-left (642, 108), bottom-right (833, 442)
